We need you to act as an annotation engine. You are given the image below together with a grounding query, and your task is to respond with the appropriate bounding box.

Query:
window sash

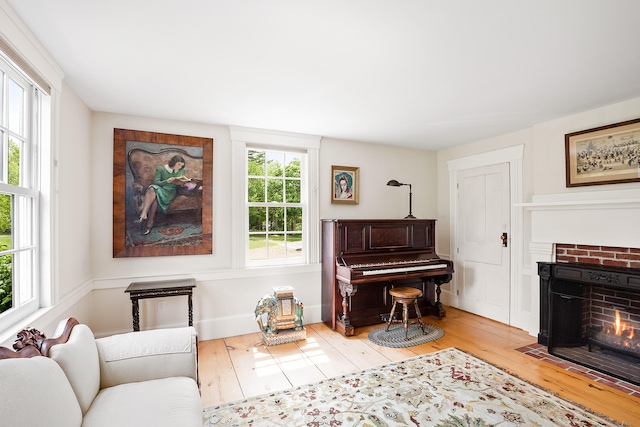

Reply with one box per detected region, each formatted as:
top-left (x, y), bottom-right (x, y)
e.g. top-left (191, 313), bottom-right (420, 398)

top-left (0, 51), bottom-right (40, 330)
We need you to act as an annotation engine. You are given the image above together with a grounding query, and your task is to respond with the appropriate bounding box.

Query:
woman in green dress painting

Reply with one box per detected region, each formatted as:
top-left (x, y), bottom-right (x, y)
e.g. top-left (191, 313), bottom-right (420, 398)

top-left (135, 154), bottom-right (190, 235)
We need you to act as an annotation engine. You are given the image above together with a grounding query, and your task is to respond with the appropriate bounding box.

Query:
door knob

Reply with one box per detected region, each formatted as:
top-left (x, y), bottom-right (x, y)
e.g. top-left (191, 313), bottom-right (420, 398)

top-left (500, 232), bottom-right (508, 247)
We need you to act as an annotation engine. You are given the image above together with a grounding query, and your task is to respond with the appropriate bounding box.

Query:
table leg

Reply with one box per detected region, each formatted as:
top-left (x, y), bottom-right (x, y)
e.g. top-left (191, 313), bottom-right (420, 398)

top-left (188, 293), bottom-right (193, 326)
top-left (132, 299), bottom-right (140, 331)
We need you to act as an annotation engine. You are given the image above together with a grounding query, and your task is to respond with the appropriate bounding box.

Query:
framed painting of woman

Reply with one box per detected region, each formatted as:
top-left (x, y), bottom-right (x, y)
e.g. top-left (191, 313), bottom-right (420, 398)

top-left (331, 165), bottom-right (359, 204)
top-left (113, 128), bottom-right (213, 257)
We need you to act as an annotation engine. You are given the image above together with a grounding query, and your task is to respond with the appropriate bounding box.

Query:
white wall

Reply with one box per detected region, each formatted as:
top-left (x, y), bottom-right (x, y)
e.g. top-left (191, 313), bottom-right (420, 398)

top-left (58, 81), bottom-right (93, 297)
top-left (532, 97), bottom-right (640, 195)
top-left (320, 138), bottom-right (436, 221)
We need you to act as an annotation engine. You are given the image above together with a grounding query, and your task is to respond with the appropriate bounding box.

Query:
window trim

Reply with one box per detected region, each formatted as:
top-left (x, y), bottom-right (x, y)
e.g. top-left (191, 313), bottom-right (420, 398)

top-left (230, 127), bottom-right (320, 269)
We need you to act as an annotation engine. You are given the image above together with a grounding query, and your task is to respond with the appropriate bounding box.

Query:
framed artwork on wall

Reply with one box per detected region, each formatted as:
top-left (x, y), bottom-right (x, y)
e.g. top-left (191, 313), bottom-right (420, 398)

top-left (113, 128), bottom-right (214, 257)
top-left (565, 118), bottom-right (640, 187)
top-left (331, 165), bottom-right (359, 204)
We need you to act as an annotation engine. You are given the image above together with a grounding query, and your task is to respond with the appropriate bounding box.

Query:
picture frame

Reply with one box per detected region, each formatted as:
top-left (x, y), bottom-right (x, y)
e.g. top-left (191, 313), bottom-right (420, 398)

top-left (113, 128), bottom-right (214, 257)
top-left (565, 118), bottom-right (640, 187)
top-left (331, 165), bottom-right (359, 204)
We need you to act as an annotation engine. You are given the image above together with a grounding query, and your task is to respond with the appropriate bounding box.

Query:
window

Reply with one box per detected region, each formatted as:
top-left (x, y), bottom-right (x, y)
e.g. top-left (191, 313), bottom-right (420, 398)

top-left (247, 148), bottom-right (303, 263)
top-left (0, 53), bottom-right (42, 327)
top-left (231, 127), bottom-right (320, 268)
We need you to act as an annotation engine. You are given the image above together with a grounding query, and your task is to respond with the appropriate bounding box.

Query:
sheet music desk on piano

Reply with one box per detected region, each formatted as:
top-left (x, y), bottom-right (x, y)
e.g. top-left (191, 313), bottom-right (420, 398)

top-left (321, 219), bottom-right (454, 336)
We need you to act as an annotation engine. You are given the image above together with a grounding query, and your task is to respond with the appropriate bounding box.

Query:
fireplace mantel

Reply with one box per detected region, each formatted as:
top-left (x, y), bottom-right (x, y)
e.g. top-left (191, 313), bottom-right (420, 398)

top-left (521, 188), bottom-right (640, 210)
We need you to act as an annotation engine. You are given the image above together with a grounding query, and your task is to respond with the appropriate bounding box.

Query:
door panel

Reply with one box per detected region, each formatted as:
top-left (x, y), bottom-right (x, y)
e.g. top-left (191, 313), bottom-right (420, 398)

top-left (456, 163), bottom-right (510, 324)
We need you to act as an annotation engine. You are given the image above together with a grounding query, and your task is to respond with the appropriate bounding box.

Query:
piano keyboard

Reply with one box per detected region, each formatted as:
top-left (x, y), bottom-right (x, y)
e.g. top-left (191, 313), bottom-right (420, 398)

top-left (362, 263), bottom-right (448, 276)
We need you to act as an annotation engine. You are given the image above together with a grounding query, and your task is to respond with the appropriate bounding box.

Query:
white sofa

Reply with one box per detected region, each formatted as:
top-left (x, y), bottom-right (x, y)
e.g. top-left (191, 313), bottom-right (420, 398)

top-left (0, 319), bottom-right (202, 427)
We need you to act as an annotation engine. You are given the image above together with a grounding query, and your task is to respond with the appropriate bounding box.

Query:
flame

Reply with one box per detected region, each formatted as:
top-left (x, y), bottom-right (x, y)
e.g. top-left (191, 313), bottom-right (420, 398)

top-left (613, 309), bottom-right (634, 339)
top-left (615, 310), bottom-right (622, 335)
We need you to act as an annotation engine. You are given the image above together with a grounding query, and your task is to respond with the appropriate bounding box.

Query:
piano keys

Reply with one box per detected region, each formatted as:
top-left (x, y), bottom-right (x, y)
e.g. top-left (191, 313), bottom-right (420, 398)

top-left (322, 219), bottom-right (454, 336)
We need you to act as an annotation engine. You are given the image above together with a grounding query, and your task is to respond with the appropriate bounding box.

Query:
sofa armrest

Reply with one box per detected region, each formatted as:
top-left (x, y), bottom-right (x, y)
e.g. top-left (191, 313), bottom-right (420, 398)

top-left (95, 326), bottom-right (198, 389)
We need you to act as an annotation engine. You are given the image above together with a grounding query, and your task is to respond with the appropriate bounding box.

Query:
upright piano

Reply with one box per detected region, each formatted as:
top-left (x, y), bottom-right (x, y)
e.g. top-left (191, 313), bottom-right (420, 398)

top-left (322, 219), bottom-right (454, 336)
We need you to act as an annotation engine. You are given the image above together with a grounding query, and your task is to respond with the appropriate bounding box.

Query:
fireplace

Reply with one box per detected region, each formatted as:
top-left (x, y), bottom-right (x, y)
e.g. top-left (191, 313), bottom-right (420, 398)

top-left (538, 262), bottom-right (640, 385)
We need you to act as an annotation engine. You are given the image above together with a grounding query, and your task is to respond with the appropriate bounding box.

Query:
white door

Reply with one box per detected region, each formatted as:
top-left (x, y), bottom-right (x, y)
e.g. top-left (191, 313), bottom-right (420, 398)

top-left (456, 163), bottom-right (510, 324)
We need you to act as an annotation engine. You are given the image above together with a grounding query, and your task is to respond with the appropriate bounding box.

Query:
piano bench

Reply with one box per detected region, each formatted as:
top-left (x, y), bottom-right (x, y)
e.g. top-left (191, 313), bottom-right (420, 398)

top-left (386, 287), bottom-right (426, 340)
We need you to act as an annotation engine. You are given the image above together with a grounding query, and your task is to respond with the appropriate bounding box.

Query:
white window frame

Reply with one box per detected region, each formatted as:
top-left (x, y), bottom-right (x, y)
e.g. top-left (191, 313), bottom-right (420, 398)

top-left (0, 53), bottom-right (43, 331)
top-left (231, 127), bottom-right (320, 268)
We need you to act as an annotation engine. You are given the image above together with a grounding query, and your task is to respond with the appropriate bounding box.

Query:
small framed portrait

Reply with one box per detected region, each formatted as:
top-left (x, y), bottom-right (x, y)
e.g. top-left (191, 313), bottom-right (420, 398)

top-left (565, 118), bottom-right (640, 187)
top-left (331, 165), bottom-right (359, 204)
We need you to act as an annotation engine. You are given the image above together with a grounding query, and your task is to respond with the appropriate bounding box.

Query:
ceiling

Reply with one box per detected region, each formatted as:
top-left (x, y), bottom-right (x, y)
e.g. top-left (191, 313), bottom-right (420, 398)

top-left (6, 0), bottom-right (640, 150)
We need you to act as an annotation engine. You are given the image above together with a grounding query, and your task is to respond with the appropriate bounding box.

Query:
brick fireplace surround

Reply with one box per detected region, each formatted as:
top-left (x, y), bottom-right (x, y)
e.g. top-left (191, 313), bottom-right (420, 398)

top-left (555, 244), bottom-right (640, 269)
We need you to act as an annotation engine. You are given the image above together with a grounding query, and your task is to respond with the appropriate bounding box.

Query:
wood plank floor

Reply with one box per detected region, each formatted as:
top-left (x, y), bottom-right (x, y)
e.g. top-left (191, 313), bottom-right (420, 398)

top-left (198, 307), bottom-right (640, 426)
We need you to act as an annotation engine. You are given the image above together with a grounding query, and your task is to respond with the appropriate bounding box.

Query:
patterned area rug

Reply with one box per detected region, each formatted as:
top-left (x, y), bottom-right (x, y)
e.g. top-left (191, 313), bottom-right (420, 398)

top-left (368, 323), bottom-right (444, 348)
top-left (203, 347), bottom-right (621, 427)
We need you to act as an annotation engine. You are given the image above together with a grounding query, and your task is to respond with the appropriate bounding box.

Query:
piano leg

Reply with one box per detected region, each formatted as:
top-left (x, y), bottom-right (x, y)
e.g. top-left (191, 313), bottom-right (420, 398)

top-left (432, 277), bottom-right (450, 319)
top-left (338, 281), bottom-right (357, 336)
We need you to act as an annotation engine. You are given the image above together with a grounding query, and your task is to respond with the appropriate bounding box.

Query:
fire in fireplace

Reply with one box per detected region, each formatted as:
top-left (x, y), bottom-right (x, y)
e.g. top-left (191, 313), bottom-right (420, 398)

top-left (538, 262), bottom-right (640, 386)
top-left (590, 309), bottom-right (639, 358)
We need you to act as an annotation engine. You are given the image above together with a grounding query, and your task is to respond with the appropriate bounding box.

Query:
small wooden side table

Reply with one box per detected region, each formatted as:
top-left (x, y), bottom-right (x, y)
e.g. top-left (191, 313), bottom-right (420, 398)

top-left (125, 278), bottom-right (196, 331)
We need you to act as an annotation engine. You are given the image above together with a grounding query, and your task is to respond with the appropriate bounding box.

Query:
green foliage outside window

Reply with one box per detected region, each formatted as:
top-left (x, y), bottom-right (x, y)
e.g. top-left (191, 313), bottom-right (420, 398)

top-left (0, 139), bottom-right (19, 313)
top-left (248, 150), bottom-right (301, 231)
top-left (247, 149), bottom-right (302, 260)
top-left (0, 252), bottom-right (12, 313)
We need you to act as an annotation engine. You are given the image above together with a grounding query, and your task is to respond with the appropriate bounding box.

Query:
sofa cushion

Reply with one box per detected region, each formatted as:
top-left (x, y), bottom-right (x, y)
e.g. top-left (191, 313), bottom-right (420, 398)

top-left (95, 326), bottom-right (198, 388)
top-left (0, 356), bottom-right (82, 427)
top-left (82, 376), bottom-right (202, 427)
top-left (48, 324), bottom-right (101, 415)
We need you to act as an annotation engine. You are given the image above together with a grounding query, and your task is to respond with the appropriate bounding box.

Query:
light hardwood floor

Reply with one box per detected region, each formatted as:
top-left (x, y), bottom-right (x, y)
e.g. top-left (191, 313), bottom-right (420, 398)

top-left (198, 307), bottom-right (640, 426)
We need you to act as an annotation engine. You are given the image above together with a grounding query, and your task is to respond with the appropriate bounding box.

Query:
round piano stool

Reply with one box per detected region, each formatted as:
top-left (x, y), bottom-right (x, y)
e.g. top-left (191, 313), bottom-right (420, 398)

top-left (385, 287), bottom-right (425, 340)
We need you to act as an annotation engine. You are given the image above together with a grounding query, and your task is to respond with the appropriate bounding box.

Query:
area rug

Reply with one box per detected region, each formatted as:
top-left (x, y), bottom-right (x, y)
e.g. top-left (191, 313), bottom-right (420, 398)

top-left (368, 322), bottom-right (444, 348)
top-left (202, 347), bottom-right (621, 427)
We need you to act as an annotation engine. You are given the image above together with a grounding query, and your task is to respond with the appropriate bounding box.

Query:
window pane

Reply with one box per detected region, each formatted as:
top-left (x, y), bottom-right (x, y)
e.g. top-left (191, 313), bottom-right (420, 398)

top-left (286, 207), bottom-right (302, 231)
top-left (266, 151), bottom-right (284, 177)
top-left (268, 233), bottom-right (284, 259)
top-left (8, 138), bottom-right (20, 186)
top-left (248, 178), bottom-right (265, 202)
top-left (0, 194), bottom-right (11, 250)
top-left (0, 131), bottom-right (4, 181)
top-left (0, 70), bottom-right (4, 121)
top-left (285, 179), bottom-right (300, 203)
top-left (287, 234), bottom-right (303, 259)
top-left (0, 253), bottom-right (12, 314)
top-left (17, 195), bottom-right (32, 248)
top-left (284, 153), bottom-right (300, 178)
top-left (247, 150), bottom-right (265, 176)
top-left (8, 78), bottom-right (24, 135)
top-left (267, 178), bottom-right (283, 202)
top-left (249, 234), bottom-right (267, 260)
top-left (268, 207), bottom-right (284, 231)
top-left (249, 206), bottom-right (266, 232)
top-left (18, 249), bottom-right (33, 302)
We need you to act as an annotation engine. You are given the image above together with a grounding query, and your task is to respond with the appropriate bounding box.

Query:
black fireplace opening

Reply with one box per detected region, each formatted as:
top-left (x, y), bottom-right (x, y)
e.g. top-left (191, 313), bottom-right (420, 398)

top-left (548, 277), bottom-right (640, 385)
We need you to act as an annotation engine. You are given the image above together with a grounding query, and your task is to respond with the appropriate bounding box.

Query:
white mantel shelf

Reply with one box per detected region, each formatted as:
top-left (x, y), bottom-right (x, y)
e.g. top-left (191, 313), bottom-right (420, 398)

top-left (517, 188), bottom-right (640, 210)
